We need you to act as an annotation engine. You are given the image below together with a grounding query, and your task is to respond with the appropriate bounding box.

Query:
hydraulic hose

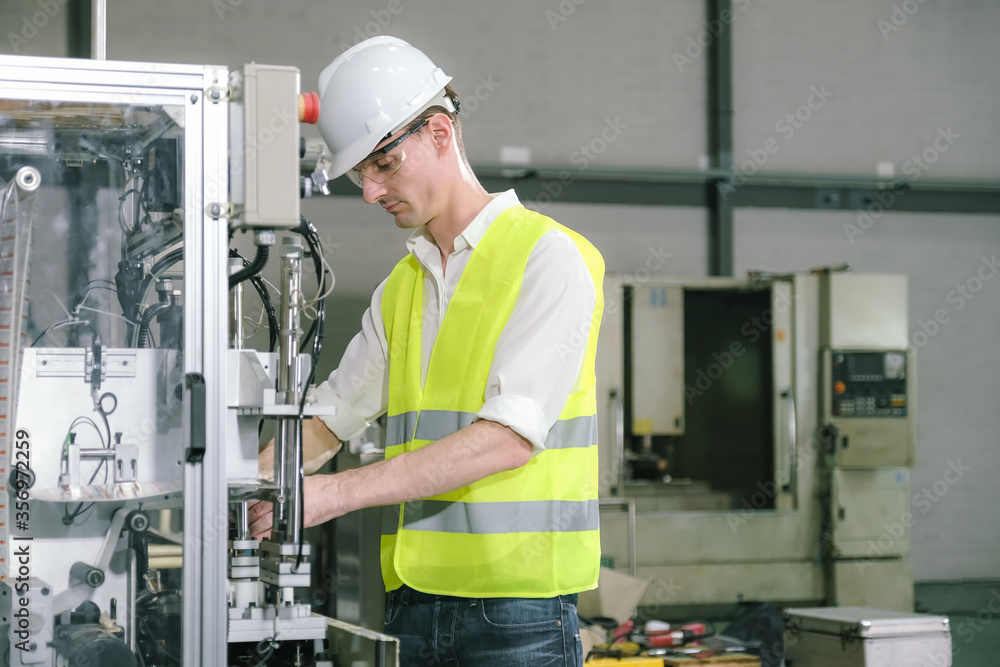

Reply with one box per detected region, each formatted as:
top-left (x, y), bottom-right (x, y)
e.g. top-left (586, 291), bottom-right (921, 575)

top-left (229, 244), bottom-right (269, 289)
top-left (137, 302), bottom-right (169, 348)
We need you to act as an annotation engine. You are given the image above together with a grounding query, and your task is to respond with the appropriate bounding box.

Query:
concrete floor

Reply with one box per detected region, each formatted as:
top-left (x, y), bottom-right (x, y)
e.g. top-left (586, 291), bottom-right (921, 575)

top-left (915, 580), bottom-right (1000, 667)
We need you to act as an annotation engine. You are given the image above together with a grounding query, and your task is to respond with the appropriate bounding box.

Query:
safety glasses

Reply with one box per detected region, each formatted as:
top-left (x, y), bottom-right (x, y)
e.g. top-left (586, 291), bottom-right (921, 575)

top-left (346, 119), bottom-right (428, 188)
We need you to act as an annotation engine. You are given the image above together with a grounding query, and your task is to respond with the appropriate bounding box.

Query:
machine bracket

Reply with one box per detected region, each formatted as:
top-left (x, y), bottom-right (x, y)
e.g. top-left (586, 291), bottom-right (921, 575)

top-left (34, 349), bottom-right (137, 380)
top-left (206, 201), bottom-right (236, 219)
top-left (205, 84), bottom-right (232, 103)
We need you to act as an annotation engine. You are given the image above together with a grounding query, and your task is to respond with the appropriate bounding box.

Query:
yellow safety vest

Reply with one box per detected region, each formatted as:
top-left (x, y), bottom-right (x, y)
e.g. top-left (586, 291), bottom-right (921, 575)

top-left (379, 205), bottom-right (605, 598)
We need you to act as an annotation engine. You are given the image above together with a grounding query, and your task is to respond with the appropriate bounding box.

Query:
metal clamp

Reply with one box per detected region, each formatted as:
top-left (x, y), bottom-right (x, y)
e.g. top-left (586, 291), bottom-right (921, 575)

top-left (206, 202), bottom-right (236, 219)
top-left (205, 84), bottom-right (232, 103)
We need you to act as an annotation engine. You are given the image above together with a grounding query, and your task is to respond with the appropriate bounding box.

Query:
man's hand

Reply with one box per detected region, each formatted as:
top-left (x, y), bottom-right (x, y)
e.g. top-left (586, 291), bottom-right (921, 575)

top-left (247, 499), bottom-right (273, 541)
top-left (258, 417), bottom-right (343, 481)
top-left (248, 419), bottom-right (531, 541)
top-left (247, 474), bottom-right (347, 540)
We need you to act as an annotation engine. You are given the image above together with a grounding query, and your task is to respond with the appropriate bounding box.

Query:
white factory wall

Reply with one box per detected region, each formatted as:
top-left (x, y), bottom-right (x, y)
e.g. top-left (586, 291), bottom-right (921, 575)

top-left (2, 0), bottom-right (998, 582)
top-left (733, 0), bottom-right (1000, 180)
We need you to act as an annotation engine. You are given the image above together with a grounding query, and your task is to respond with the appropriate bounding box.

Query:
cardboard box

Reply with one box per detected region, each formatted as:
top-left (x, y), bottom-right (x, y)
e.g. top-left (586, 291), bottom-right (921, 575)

top-left (578, 567), bottom-right (653, 626)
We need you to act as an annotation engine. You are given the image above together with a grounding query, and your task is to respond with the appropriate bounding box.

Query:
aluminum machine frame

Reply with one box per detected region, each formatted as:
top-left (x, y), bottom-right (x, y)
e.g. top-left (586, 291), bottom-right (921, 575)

top-left (0, 55), bottom-right (396, 667)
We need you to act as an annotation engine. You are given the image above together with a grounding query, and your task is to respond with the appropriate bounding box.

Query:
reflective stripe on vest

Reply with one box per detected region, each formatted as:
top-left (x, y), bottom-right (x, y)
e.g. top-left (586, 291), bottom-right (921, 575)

top-left (386, 411), bottom-right (598, 450)
top-left (380, 498), bottom-right (600, 536)
top-left (380, 205), bottom-right (604, 598)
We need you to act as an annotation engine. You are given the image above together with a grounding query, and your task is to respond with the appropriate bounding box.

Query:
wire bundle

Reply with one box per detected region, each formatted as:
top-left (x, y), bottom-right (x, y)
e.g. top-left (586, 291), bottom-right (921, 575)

top-left (61, 391), bottom-right (117, 525)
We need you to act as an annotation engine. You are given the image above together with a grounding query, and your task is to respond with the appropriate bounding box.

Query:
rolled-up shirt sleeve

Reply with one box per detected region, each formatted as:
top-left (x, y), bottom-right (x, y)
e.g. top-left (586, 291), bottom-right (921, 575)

top-left (314, 278), bottom-right (391, 441)
top-left (476, 230), bottom-right (597, 454)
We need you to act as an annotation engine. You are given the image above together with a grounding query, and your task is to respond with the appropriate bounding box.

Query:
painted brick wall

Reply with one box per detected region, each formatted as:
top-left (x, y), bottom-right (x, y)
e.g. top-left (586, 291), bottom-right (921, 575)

top-left (734, 0), bottom-right (1000, 179)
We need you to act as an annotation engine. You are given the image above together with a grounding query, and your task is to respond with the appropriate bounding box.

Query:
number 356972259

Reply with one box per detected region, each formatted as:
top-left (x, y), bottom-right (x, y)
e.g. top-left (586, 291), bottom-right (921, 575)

top-left (13, 429), bottom-right (31, 528)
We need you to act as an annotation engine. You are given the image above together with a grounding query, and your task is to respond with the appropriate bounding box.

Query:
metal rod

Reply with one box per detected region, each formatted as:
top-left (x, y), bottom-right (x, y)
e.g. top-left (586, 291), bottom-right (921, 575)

top-left (627, 499), bottom-right (637, 577)
top-left (80, 448), bottom-right (114, 458)
top-left (235, 502), bottom-right (250, 541)
top-left (276, 417), bottom-right (303, 544)
top-left (272, 238), bottom-right (304, 544)
top-left (612, 388), bottom-right (625, 497)
top-left (91, 0), bottom-right (106, 60)
top-left (229, 257), bottom-right (244, 349)
top-left (276, 238), bottom-right (302, 401)
top-left (598, 499), bottom-right (638, 577)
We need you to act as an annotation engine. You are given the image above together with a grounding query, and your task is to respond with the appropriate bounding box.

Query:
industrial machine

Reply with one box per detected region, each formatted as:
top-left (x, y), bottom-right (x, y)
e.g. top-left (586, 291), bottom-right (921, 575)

top-left (596, 271), bottom-right (916, 615)
top-left (0, 55), bottom-right (395, 666)
top-left (0, 50), bottom-right (918, 666)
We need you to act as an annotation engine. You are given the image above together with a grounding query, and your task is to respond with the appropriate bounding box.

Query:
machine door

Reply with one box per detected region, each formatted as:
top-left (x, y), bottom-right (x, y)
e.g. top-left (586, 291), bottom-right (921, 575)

top-left (612, 278), bottom-right (797, 513)
top-left (770, 280), bottom-right (796, 510)
top-left (0, 56), bottom-right (228, 667)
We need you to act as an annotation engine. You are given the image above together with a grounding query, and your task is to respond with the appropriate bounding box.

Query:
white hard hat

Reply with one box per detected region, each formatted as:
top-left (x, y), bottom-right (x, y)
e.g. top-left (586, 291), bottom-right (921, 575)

top-left (317, 36), bottom-right (455, 180)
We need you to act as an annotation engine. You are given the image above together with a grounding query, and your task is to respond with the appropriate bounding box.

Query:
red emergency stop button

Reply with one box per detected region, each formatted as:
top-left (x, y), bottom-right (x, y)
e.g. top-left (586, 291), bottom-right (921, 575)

top-left (299, 92), bottom-right (320, 124)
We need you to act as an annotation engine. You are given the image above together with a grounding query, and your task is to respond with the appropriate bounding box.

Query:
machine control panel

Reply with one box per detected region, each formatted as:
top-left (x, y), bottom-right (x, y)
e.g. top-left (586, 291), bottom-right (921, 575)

top-left (830, 351), bottom-right (908, 418)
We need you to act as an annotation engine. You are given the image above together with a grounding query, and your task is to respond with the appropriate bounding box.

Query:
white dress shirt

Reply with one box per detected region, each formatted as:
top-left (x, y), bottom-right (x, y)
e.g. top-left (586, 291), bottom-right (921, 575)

top-left (313, 190), bottom-right (596, 454)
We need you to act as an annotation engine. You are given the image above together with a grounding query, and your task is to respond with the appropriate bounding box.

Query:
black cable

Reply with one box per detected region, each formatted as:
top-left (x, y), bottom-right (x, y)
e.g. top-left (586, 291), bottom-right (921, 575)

top-left (229, 244), bottom-right (269, 289)
top-left (137, 302), bottom-right (168, 348)
top-left (67, 417), bottom-right (106, 448)
top-left (60, 418), bottom-right (105, 525)
top-left (291, 216), bottom-right (330, 572)
top-left (30, 319), bottom-right (97, 347)
top-left (250, 276), bottom-right (279, 352)
top-left (139, 616), bottom-right (182, 664)
top-left (230, 248), bottom-right (279, 352)
top-left (70, 280), bottom-right (118, 313)
top-left (135, 530), bottom-right (149, 584)
top-left (252, 636), bottom-right (277, 667)
top-left (97, 391), bottom-right (117, 446)
top-left (132, 247), bottom-right (184, 321)
top-left (63, 455), bottom-right (108, 524)
top-left (63, 393), bottom-right (117, 524)
top-left (120, 247), bottom-right (183, 346)
top-left (295, 216), bottom-right (329, 358)
top-left (148, 248), bottom-right (184, 282)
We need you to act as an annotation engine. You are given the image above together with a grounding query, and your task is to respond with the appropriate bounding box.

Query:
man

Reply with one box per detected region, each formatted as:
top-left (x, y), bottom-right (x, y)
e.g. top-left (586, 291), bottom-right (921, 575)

top-left (250, 36), bottom-right (604, 666)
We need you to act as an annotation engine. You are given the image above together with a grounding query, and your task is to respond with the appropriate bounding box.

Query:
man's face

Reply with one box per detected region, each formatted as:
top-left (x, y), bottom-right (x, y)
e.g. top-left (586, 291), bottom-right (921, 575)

top-left (356, 121), bottom-right (438, 229)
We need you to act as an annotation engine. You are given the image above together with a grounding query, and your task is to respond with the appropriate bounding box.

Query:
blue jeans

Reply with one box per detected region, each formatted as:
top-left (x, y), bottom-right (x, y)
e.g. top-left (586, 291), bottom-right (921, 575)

top-left (384, 585), bottom-right (583, 666)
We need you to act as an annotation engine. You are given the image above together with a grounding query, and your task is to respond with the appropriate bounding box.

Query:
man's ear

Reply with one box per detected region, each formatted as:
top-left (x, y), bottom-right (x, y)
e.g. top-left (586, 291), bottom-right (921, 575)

top-left (426, 113), bottom-right (454, 150)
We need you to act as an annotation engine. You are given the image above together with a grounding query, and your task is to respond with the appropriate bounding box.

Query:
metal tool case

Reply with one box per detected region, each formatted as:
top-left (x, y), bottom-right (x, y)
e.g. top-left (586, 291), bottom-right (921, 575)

top-left (784, 606), bottom-right (952, 667)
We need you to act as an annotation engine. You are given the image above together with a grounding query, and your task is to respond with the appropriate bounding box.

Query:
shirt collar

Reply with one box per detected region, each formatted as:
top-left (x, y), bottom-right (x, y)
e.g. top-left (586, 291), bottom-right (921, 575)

top-left (405, 189), bottom-right (522, 258)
